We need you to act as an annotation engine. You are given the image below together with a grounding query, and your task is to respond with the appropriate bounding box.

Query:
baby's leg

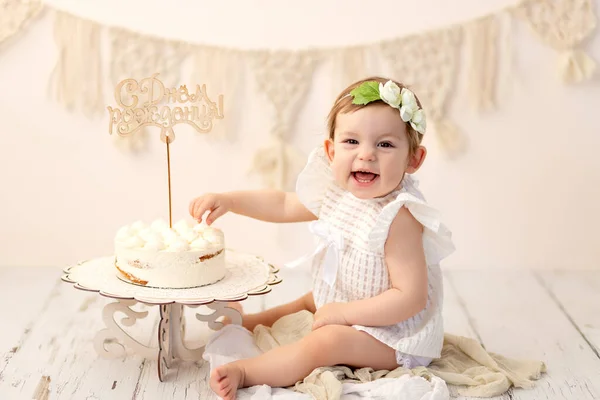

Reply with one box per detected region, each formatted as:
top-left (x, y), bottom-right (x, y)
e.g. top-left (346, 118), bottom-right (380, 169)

top-left (210, 325), bottom-right (397, 399)
top-left (224, 292), bottom-right (315, 331)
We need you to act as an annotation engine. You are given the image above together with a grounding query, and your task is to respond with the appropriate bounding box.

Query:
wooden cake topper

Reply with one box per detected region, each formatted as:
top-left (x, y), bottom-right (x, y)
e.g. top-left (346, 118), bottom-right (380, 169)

top-left (107, 73), bottom-right (224, 227)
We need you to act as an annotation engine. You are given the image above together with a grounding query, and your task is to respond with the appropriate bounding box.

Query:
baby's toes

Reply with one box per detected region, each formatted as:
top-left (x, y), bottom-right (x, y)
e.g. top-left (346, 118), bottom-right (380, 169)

top-left (222, 385), bottom-right (235, 400)
top-left (209, 369), bottom-right (226, 396)
top-left (219, 376), bottom-right (231, 392)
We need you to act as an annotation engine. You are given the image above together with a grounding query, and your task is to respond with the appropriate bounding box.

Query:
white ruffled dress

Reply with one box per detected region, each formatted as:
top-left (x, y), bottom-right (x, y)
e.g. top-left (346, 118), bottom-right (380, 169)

top-left (294, 145), bottom-right (456, 367)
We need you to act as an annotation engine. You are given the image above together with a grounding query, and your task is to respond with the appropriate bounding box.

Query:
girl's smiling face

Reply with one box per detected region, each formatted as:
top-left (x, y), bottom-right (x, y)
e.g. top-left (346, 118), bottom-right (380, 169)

top-left (325, 103), bottom-right (426, 199)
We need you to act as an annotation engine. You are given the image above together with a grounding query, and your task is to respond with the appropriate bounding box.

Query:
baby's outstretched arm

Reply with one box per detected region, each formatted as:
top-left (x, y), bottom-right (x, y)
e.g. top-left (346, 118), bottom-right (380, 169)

top-left (189, 190), bottom-right (316, 224)
top-left (341, 207), bottom-right (429, 327)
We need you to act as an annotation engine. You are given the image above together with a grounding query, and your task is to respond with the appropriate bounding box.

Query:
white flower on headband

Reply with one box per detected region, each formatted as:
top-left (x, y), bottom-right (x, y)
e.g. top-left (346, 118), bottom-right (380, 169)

top-left (409, 109), bottom-right (426, 134)
top-left (379, 81), bottom-right (401, 108)
top-left (350, 80), bottom-right (426, 134)
top-left (399, 88), bottom-right (418, 121)
top-left (399, 88), bottom-right (426, 134)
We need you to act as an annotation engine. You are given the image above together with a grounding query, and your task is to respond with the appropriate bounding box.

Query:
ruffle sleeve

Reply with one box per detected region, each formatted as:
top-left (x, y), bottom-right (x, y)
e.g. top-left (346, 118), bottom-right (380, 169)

top-left (295, 145), bottom-right (334, 218)
top-left (369, 176), bottom-right (456, 265)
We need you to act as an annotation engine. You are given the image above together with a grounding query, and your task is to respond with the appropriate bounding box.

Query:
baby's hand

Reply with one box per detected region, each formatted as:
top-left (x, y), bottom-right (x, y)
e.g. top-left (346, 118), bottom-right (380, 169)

top-left (312, 302), bottom-right (349, 330)
top-left (189, 193), bottom-right (233, 225)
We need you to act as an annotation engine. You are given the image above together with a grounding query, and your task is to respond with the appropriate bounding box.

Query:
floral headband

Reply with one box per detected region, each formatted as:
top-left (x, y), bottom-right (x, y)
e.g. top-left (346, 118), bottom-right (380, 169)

top-left (347, 80), bottom-right (426, 134)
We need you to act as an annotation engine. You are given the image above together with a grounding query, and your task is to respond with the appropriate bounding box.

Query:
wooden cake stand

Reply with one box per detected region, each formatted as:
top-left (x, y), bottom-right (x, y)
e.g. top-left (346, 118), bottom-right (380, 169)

top-left (61, 250), bottom-right (281, 381)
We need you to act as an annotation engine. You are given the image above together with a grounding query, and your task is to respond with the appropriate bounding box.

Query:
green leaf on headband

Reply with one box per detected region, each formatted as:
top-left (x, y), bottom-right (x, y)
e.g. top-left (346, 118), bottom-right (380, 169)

top-left (350, 81), bottom-right (381, 105)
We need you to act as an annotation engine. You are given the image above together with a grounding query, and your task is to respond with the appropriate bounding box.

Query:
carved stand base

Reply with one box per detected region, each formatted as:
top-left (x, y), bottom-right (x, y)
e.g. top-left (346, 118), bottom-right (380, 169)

top-left (62, 251), bottom-right (280, 381)
top-left (93, 299), bottom-right (242, 381)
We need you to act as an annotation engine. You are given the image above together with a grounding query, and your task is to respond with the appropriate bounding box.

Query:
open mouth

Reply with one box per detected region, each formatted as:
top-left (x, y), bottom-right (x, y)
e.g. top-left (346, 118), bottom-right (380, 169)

top-left (352, 171), bottom-right (379, 184)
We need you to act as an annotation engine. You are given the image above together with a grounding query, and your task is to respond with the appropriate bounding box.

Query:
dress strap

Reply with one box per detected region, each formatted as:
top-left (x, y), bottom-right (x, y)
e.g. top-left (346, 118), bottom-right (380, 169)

top-left (369, 175), bottom-right (456, 264)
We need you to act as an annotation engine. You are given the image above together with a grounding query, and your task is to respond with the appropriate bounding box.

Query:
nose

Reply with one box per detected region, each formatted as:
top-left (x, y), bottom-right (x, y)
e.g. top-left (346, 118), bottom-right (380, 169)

top-left (358, 144), bottom-right (376, 161)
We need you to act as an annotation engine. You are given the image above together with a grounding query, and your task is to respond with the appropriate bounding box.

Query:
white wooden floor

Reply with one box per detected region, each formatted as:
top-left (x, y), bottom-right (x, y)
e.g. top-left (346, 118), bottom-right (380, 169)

top-left (0, 266), bottom-right (599, 400)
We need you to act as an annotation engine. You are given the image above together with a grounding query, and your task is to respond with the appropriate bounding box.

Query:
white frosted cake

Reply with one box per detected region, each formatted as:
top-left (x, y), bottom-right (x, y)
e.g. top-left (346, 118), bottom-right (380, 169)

top-left (114, 219), bottom-right (226, 288)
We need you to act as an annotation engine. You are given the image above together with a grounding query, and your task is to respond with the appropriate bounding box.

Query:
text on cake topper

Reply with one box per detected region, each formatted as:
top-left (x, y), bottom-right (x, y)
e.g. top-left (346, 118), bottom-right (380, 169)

top-left (107, 73), bottom-right (224, 143)
top-left (106, 74), bottom-right (224, 228)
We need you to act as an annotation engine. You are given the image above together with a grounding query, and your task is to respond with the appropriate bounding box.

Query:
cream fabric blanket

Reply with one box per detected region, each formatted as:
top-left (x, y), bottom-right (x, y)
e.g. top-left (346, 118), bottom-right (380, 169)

top-left (204, 310), bottom-right (546, 399)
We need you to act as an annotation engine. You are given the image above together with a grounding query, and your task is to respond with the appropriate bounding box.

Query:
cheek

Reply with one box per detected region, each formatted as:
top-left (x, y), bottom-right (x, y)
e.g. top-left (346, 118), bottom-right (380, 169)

top-left (331, 158), bottom-right (349, 176)
top-left (380, 156), bottom-right (406, 179)
top-left (330, 153), bottom-right (353, 178)
top-left (332, 147), bottom-right (351, 164)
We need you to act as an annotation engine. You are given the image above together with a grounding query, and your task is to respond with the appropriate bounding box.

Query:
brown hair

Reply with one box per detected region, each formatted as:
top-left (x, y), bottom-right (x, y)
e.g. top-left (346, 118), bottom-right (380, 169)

top-left (326, 76), bottom-right (424, 156)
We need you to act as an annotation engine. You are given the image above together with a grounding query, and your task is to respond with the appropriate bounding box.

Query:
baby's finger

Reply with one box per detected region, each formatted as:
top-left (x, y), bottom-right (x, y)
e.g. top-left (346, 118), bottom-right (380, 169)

top-left (193, 199), bottom-right (210, 222)
top-left (206, 206), bottom-right (226, 225)
top-left (189, 198), bottom-right (201, 217)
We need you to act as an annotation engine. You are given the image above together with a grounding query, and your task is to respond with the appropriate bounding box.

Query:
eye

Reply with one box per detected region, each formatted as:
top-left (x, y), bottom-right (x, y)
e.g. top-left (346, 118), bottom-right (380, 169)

top-left (343, 139), bottom-right (359, 145)
top-left (378, 141), bottom-right (394, 148)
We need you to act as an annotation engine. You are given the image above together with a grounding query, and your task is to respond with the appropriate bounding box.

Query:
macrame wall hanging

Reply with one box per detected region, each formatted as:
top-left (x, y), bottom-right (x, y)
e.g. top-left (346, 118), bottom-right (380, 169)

top-left (249, 50), bottom-right (320, 191)
top-left (0, 0), bottom-right (43, 48)
top-left (515, 0), bottom-right (597, 83)
top-left (379, 27), bottom-right (466, 156)
top-left (3, 0), bottom-right (597, 190)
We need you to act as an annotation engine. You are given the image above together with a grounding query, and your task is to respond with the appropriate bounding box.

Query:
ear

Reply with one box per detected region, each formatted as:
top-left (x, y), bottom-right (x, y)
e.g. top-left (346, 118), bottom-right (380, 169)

top-left (405, 146), bottom-right (426, 174)
top-left (324, 139), bottom-right (335, 162)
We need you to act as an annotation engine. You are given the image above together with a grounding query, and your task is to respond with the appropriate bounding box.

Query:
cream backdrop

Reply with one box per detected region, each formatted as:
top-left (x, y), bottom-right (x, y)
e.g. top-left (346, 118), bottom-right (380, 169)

top-left (0, 0), bottom-right (599, 272)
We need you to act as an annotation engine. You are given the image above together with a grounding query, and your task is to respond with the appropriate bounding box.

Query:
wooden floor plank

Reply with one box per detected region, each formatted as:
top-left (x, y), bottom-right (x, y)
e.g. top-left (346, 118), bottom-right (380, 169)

top-left (448, 270), bottom-right (600, 400)
top-left (0, 284), bottom-right (155, 399)
top-left (133, 306), bottom-right (218, 400)
top-left (133, 359), bottom-right (216, 400)
top-left (5, 267), bottom-right (599, 399)
top-left (535, 271), bottom-right (600, 360)
top-left (442, 274), bottom-right (511, 400)
top-left (443, 274), bottom-right (483, 340)
top-left (0, 267), bottom-right (63, 355)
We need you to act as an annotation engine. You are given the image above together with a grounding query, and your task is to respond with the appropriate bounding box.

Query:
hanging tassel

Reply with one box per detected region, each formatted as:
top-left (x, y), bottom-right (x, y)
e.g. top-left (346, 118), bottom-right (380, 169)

top-left (191, 46), bottom-right (240, 141)
top-left (513, 0), bottom-right (597, 85)
top-left (249, 138), bottom-right (287, 190)
top-left (465, 15), bottom-right (499, 112)
top-left (249, 50), bottom-right (318, 189)
top-left (433, 119), bottom-right (467, 158)
top-left (249, 135), bottom-right (305, 191)
top-left (558, 49), bottom-right (597, 83)
top-left (496, 10), bottom-right (518, 103)
top-left (331, 47), bottom-right (367, 98)
top-left (48, 10), bottom-right (104, 118)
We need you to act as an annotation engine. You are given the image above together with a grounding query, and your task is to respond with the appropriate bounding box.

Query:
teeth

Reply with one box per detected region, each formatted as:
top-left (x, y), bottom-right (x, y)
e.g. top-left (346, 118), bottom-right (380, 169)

top-left (353, 171), bottom-right (377, 183)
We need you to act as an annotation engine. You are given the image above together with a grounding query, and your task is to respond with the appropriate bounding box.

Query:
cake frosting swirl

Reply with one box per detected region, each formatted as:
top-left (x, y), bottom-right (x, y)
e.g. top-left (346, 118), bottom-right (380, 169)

top-left (114, 219), bottom-right (226, 288)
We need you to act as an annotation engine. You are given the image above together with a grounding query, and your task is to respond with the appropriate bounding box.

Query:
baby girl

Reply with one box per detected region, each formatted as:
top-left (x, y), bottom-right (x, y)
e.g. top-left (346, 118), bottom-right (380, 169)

top-left (189, 76), bottom-right (455, 399)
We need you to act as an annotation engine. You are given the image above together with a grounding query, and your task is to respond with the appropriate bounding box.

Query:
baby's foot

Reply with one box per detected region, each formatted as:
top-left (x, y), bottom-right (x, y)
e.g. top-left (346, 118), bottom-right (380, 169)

top-left (221, 302), bottom-right (244, 326)
top-left (210, 363), bottom-right (245, 400)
